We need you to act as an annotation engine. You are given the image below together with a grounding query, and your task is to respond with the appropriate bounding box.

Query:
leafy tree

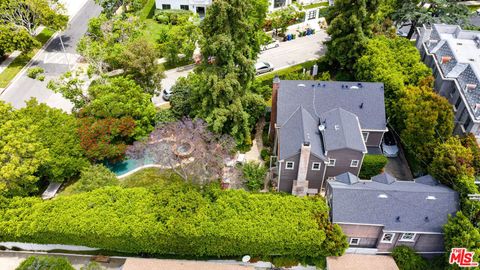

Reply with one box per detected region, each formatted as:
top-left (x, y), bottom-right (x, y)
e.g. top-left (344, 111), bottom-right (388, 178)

top-left (0, 0), bottom-right (68, 35)
top-left (63, 165), bottom-right (119, 195)
top-left (392, 246), bottom-right (428, 270)
top-left (325, 0), bottom-right (384, 72)
top-left (392, 0), bottom-right (469, 39)
top-left (119, 37), bottom-right (164, 95)
top-left (443, 211), bottom-right (480, 269)
top-left (187, 0), bottom-right (268, 145)
top-left (127, 118), bottom-right (235, 185)
top-left (77, 116), bottom-right (136, 161)
top-left (0, 24), bottom-right (38, 56)
top-left (0, 102), bottom-right (49, 197)
top-left (359, 155), bottom-right (388, 179)
top-left (460, 133), bottom-right (480, 176)
top-left (94, 0), bottom-right (147, 17)
top-left (81, 77), bottom-right (156, 139)
top-left (18, 99), bottom-right (89, 182)
top-left (397, 84), bottom-right (454, 166)
top-left (170, 77), bottom-right (193, 118)
top-left (242, 161), bottom-right (267, 191)
top-left (154, 109), bottom-right (177, 124)
top-left (355, 36), bottom-right (431, 116)
top-left (16, 256), bottom-right (74, 270)
top-left (428, 137), bottom-right (474, 186)
top-left (47, 71), bottom-right (91, 112)
top-left (81, 262), bottom-right (105, 270)
top-left (162, 17), bottom-right (201, 66)
top-left (268, 6), bottom-right (303, 35)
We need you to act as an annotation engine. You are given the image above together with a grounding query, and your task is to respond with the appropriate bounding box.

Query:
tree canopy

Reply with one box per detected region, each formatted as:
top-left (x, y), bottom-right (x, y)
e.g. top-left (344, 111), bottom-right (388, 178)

top-left (16, 256), bottom-right (74, 270)
top-left (63, 165), bottom-right (119, 195)
top-left (0, 24), bottom-right (39, 56)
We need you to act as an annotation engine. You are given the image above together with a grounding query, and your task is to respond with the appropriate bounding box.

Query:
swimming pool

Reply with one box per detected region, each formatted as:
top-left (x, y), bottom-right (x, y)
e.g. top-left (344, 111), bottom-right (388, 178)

top-left (106, 158), bottom-right (154, 176)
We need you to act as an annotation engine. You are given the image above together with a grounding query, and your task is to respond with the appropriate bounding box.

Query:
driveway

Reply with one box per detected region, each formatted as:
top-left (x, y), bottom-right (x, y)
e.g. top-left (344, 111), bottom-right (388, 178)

top-left (384, 143), bottom-right (414, 181)
top-left (0, 0), bottom-right (101, 111)
top-left (153, 30), bottom-right (329, 106)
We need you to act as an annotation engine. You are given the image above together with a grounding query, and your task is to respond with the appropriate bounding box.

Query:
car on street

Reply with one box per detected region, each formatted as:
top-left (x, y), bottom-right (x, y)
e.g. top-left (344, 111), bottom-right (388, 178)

top-left (396, 29), bottom-right (408, 37)
top-left (162, 88), bottom-right (173, 101)
top-left (255, 62), bottom-right (274, 75)
top-left (382, 131), bottom-right (399, 158)
top-left (260, 40), bottom-right (280, 51)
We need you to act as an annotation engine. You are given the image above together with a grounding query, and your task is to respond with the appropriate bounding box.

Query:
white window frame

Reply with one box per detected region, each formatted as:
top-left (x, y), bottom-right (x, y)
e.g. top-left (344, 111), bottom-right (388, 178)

top-left (285, 161), bottom-right (294, 170)
top-left (362, 132), bottom-right (369, 143)
top-left (327, 158), bottom-right (336, 167)
top-left (399, 233), bottom-right (416, 242)
top-left (350, 160), bottom-right (359, 167)
top-left (311, 162), bottom-right (321, 171)
top-left (380, 233), bottom-right (395, 243)
top-left (349, 238), bottom-right (360, 246)
top-left (327, 177), bottom-right (336, 181)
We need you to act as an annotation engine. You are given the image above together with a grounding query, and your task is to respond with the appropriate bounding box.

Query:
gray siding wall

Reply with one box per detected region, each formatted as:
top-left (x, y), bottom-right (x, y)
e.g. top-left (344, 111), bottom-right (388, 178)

top-left (377, 232), bottom-right (445, 253)
top-left (325, 149), bottom-right (364, 181)
top-left (278, 154), bottom-right (300, 193)
top-left (338, 224), bottom-right (383, 248)
top-left (364, 131), bottom-right (384, 147)
top-left (306, 155), bottom-right (326, 190)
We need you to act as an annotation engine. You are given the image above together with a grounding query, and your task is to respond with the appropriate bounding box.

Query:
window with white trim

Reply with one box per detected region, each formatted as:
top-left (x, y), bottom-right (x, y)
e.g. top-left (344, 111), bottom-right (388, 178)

top-left (349, 238), bottom-right (360, 245)
top-left (400, 233), bottom-right (416, 242)
top-left (380, 233), bottom-right (395, 243)
top-left (162, 4), bottom-right (171, 9)
top-left (362, 132), bottom-right (369, 142)
top-left (180, 4), bottom-right (189, 10)
top-left (285, 161), bottom-right (294, 170)
top-left (327, 177), bottom-right (336, 181)
top-left (307, 10), bottom-right (317, 20)
top-left (350, 160), bottom-right (359, 167)
top-left (311, 162), bottom-right (321, 171)
top-left (327, 158), bottom-right (336, 166)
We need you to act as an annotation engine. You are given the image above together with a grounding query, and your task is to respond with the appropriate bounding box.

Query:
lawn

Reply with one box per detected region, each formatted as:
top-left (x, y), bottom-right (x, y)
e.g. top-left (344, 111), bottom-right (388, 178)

top-left (120, 168), bottom-right (183, 188)
top-left (0, 28), bottom-right (55, 88)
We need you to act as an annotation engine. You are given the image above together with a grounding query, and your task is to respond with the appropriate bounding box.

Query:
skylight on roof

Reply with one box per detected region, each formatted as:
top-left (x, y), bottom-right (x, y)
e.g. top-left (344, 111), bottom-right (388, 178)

top-left (378, 194), bottom-right (388, 199)
top-left (426, 196), bottom-right (436, 200)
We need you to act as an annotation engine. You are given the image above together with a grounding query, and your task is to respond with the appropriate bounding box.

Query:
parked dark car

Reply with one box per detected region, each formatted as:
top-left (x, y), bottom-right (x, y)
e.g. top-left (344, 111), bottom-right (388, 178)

top-left (382, 131), bottom-right (399, 158)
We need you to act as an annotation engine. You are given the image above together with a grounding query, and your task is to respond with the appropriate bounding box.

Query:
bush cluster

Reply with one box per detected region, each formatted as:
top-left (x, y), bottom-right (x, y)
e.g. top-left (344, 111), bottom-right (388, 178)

top-left (0, 182), bottom-right (347, 257)
top-left (155, 10), bottom-right (191, 25)
top-left (16, 256), bottom-right (74, 270)
top-left (26, 67), bottom-right (44, 79)
top-left (358, 154), bottom-right (388, 179)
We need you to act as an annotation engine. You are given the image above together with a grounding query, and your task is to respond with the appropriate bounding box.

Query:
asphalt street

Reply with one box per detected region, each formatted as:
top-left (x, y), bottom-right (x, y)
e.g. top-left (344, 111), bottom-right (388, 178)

top-left (0, 0), bottom-right (101, 111)
top-left (152, 30), bottom-right (329, 106)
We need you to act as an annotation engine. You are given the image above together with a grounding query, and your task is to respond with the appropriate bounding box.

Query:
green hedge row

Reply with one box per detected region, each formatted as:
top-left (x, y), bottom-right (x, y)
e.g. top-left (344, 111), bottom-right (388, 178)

top-left (359, 154), bottom-right (388, 179)
top-left (0, 182), bottom-right (347, 257)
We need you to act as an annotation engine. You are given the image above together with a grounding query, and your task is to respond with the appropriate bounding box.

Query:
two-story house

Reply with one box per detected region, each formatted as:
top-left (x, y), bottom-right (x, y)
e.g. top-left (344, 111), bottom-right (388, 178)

top-left (269, 78), bottom-right (387, 196)
top-left (416, 24), bottom-right (480, 141)
top-left (326, 172), bottom-right (459, 255)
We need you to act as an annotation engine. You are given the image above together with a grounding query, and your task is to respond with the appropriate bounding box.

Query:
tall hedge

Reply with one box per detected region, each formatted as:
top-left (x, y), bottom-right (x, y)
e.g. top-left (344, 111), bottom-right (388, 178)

top-left (0, 182), bottom-right (347, 257)
top-left (359, 154), bottom-right (388, 179)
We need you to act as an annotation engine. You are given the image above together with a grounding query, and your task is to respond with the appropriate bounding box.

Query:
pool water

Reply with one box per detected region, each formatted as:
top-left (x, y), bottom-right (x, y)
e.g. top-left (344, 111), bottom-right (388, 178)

top-left (106, 157), bottom-right (154, 176)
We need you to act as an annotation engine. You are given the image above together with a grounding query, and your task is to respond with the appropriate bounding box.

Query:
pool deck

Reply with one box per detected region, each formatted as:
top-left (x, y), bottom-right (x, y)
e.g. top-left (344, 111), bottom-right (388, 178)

top-left (116, 164), bottom-right (168, 179)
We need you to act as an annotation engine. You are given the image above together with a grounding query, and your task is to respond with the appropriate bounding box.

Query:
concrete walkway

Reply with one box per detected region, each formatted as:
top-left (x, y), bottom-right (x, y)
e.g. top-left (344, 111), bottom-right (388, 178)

top-left (244, 118), bottom-right (265, 164)
top-left (0, 52), bottom-right (21, 74)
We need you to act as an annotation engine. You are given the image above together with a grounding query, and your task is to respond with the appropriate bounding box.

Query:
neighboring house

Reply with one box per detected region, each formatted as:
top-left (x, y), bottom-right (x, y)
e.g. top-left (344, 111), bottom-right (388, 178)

top-left (326, 172), bottom-right (459, 255)
top-left (269, 78), bottom-right (387, 195)
top-left (154, 0), bottom-right (327, 16)
top-left (416, 24), bottom-right (480, 140)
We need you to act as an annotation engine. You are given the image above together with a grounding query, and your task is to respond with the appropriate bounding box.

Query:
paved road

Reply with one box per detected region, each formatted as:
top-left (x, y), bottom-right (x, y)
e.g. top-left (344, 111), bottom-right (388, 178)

top-left (152, 30), bottom-right (329, 105)
top-left (0, 0), bottom-right (101, 111)
top-left (471, 14), bottom-right (480, 27)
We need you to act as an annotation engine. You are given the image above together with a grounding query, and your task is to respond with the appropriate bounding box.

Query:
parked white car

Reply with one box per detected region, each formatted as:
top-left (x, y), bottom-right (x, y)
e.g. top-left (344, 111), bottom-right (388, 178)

top-left (162, 88), bottom-right (173, 101)
top-left (255, 62), bottom-right (274, 75)
top-left (260, 40), bottom-right (280, 51)
top-left (382, 131), bottom-right (399, 158)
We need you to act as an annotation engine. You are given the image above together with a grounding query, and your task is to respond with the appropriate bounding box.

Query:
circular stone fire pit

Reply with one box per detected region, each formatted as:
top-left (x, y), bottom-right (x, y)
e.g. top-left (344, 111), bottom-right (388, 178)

top-left (172, 141), bottom-right (194, 158)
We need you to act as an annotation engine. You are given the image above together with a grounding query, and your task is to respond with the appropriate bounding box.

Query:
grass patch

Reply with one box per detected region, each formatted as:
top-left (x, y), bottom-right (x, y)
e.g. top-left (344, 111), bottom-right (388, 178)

top-left (120, 168), bottom-right (183, 188)
top-left (138, 0), bottom-right (156, 19)
top-left (0, 28), bottom-right (55, 88)
top-left (303, 2), bottom-right (329, 9)
top-left (257, 59), bottom-right (318, 86)
top-left (466, 4), bottom-right (480, 12)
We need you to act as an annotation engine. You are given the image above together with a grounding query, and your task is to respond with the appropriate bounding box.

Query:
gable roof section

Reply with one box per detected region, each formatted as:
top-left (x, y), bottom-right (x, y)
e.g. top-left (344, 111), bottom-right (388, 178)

top-left (327, 175), bottom-right (459, 233)
top-left (335, 172), bottom-right (360, 185)
top-left (277, 81), bottom-right (386, 131)
top-left (278, 106), bottom-right (326, 160)
top-left (320, 108), bottom-right (367, 152)
top-left (372, 173), bottom-right (396, 184)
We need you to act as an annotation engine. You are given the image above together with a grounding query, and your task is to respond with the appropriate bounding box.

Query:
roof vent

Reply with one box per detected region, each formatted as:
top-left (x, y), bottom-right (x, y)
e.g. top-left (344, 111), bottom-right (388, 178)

top-left (298, 84), bottom-right (306, 87)
top-left (426, 195), bottom-right (436, 200)
top-left (457, 42), bottom-right (463, 46)
top-left (322, 84), bottom-right (326, 87)
top-left (358, 83), bottom-right (363, 88)
top-left (350, 86), bottom-right (359, 89)
top-left (378, 194), bottom-right (388, 199)
top-left (334, 125), bottom-right (340, 130)
top-left (359, 102), bottom-right (364, 109)
top-left (303, 141), bottom-right (310, 146)
top-left (318, 124), bottom-right (325, 131)
top-left (469, 59), bottom-right (475, 62)
top-left (396, 216), bottom-right (400, 222)
top-left (425, 216), bottom-right (430, 222)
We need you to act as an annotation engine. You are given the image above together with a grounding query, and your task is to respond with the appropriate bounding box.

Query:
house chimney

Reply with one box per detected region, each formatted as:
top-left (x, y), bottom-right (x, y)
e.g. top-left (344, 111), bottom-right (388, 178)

top-left (296, 141), bottom-right (311, 183)
top-left (269, 75), bottom-right (280, 142)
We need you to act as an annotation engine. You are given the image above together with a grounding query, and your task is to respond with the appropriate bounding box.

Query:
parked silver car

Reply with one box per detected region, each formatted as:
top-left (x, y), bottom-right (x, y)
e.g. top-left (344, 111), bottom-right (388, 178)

top-left (260, 40), bottom-right (280, 51)
top-left (382, 131), bottom-right (399, 158)
top-left (255, 62), bottom-right (274, 75)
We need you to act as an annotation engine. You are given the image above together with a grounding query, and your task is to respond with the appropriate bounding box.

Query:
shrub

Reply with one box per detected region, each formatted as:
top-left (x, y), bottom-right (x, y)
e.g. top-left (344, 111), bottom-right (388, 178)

top-left (359, 154), bottom-right (388, 179)
top-left (392, 246), bottom-right (428, 270)
top-left (27, 67), bottom-right (44, 79)
top-left (37, 75), bottom-right (45, 81)
top-left (242, 161), bottom-right (268, 191)
top-left (62, 165), bottom-right (119, 195)
top-left (16, 256), bottom-right (74, 270)
top-left (154, 10), bottom-right (191, 25)
top-left (154, 108), bottom-right (177, 124)
top-left (261, 149), bottom-right (270, 163)
top-left (0, 183), bottom-right (348, 258)
top-left (81, 261), bottom-right (105, 270)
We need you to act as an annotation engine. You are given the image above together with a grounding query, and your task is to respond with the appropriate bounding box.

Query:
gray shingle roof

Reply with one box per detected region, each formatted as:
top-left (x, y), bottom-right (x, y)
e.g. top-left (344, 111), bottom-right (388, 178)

top-left (328, 173), bottom-right (459, 233)
top-left (320, 108), bottom-right (367, 153)
top-left (335, 172), bottom-right (360, 185)
top-left (277, 81), bottom-right (387, 130)
top-left (278, 106), bottom-right (326, 160)
top-left (372, 173), bottom-right (396, 184)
